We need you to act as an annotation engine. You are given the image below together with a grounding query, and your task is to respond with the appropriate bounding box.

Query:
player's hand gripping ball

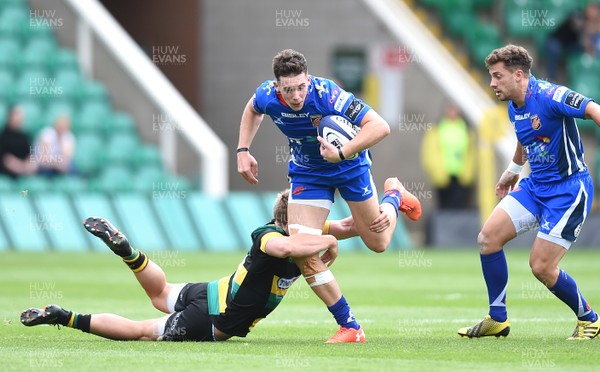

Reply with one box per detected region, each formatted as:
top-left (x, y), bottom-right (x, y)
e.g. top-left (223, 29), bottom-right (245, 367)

top-left (317, 115), bottom-right (360, 160)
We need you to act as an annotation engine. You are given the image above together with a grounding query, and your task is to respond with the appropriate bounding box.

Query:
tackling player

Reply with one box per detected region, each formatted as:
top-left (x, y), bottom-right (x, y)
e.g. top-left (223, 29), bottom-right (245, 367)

top-left (458, 44), bottom-right (600, 340)
top-left (237, 49), bottom-right (421, 341)
top-left (20, 190), bottom-right (366, 343)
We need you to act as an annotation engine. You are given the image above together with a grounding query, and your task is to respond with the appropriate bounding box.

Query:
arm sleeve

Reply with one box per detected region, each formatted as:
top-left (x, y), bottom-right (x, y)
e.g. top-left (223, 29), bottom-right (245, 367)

top-left (325, 80), bottom-right (371, 125)
top-left (547, 86), bottom-right (594, 119)
top-left (252, 81), bottom-right (276, 114)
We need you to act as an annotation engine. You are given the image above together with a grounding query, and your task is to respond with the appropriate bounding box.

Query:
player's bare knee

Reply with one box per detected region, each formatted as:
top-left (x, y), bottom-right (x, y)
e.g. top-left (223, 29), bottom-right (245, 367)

top-left (529, 261), bottom-right (552, 284)
top-left (365, 240), bottom-right (387, 253)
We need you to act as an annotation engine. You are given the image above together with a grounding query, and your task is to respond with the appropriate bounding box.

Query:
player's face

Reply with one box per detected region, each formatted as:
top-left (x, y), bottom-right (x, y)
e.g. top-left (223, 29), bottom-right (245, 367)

top-left (488, 62), bottom-right (518, 101)
top-left (276, 73), bottom-right (310, 111)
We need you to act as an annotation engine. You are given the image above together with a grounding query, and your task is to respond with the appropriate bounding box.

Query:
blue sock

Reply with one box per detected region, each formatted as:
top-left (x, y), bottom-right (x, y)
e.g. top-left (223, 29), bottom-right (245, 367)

top-left (550, 270), bottom-right (598, 322)
top-left (327, 295), bottom-right (360, 330)
top-left (481, 250), bottom-right (509, 322)
top-left (382, 190), bottom-right (400, 217)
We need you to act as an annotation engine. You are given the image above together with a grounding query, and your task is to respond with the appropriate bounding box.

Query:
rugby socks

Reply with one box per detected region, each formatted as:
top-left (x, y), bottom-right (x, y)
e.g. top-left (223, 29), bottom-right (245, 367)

top-left (382, 190), bottom-right (401, 217)
top-left (63, 311), bottom-right (91, 333)
top-left (122, 249), bottom-right (149, 273)
top-left (327, 295), bottom-right (360, 330)
top-left (550, 269), bottom-right (598, 322)
top-left (481, 250), bottom-right (509, 322)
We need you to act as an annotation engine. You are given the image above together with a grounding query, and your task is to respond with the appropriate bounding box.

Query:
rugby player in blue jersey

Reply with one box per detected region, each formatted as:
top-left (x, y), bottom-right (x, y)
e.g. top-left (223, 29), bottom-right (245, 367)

top-left (458, 45), bottom-right (600, 340)
top-left (237, 49), bottom-right (421, 342)
top-left (20, 190), bottom-right (366, 343)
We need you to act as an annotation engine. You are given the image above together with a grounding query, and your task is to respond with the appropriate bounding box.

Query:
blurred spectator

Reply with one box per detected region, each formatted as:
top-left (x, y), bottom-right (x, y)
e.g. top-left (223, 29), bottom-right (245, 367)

top-left (421, 102), bottom-right (476, 210)
top-left (34, 114), bottom-right (78, 176)
top-left (0, 106), bottom-right (38, 179)
top-left (545, 3), bottom-right (600, 82)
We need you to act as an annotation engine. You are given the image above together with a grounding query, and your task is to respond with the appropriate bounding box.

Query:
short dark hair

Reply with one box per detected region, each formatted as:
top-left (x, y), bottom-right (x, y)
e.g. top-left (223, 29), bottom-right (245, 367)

top-left (273, 189), bottom-right (289, 227)
top-left (272, 49), bottom-right (308, 80)
top-left (485, 44), bottom-right (533, 75)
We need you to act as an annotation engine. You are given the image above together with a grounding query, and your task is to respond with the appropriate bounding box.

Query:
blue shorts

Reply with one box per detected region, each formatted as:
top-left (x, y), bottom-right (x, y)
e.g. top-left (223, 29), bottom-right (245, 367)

top-left (288, 161), bottom-right (376, 209)
top-left (497, 170), bottom-right (593, 248)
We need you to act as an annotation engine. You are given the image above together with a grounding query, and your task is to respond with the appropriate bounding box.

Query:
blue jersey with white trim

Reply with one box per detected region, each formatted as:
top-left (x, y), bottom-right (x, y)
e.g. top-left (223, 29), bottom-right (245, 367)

top-left (252, 76), bottom-right (371, 176)
top-left (508, 75), bottom-right (593, 183)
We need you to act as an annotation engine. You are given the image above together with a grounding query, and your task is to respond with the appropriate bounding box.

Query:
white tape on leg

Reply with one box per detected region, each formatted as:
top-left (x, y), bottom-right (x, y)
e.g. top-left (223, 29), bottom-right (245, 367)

top-left (306, 269), bottom-right (335, 287)
top-left (288, 224), bottom-right (322, 236)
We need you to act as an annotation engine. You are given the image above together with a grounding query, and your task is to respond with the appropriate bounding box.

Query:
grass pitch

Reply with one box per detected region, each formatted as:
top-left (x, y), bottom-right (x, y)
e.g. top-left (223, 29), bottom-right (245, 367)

top-left (1, 248), bottom-right (599, 371)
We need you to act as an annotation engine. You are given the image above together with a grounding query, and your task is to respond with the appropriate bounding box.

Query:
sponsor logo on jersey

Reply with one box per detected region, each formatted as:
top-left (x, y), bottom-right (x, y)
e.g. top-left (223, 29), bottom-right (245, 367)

top-left (530, 114), bottom-right (542, 130)
top-left (334, 91), bottom-right (351, 112)
top-left (277, 277), bottom-right (295, 289)
top-left (293, 185), bottom-right (306, 195)
top-left (329, 88), bottom-right (340, 105)
top-left (344, 99), bottom-right (364, 121)
top-left (314, 80), bottom-right (328, 98)
top-left (361, 185), bottom-right (372, 197)
top-left (514, 112), bottom-right (530, 120)
top-left (281, 112), bottom-right (310, 118)
top-left (263, 81), bottom-right (275, 96)
top-left (310, 114), bottom-right (322, 127)
top-left (564, 91), bottom-right (584, 109)
top-left (552, 86), bottom-right (568, 102)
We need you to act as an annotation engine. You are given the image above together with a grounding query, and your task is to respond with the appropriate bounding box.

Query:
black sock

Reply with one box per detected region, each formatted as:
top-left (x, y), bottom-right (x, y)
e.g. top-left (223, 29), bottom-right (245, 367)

top-left (122, 249), bottom-right (148, 273)
top-left (65, 312), bottom-right (92, 333)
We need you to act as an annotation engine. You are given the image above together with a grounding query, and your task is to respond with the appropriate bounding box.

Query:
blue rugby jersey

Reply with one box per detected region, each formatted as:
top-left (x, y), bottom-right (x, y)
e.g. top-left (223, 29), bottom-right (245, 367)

top-left (508, 75), bottom-right (594, 183)
top-left (252, 76), bottom-right (371, 176)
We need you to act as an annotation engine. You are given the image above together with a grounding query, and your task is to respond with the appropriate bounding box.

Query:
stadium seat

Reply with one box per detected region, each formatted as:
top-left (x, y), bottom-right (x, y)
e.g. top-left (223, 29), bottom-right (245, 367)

top-left (53, 68), bottom-right (82, 103)
top-left (567, 54), bottom-right (600, 83)
top-left (15, 100), bottom-right (43, 136)
top-left (74, 101), bottom-right (111, 135)
top-left (71, 193), bottom-right (123, 251)
top-left (132, 164), bottom-right (167, 193)
top-left (44, 100), bottom-right (76, 127)
top-left (112, 193), bottom-right (168, 251)
top-left (152, 197), bottom-right (201, 251)
top-left (31, 193), bottom-right (89, 251)
top-left (13, 68), bottom-right (49, 104)
top-left (0, 37), bottom-right (19, 70)
top-left (90, 165), bottom-right (134, 193)
top-left (0, 174), bottom-right (14, 192)
top-left (0, 193), bottom-right (49, 250)
top-left (49, 48), bottom-right (79, 74)
top-left (0, 68), bottom-right (13, 101)
top-left (131, 144), bottom-right (163, 171)
top-left (73, 133), bottom-right (104, 177)
top-left (223, 192), bottom-right (273, 243)
top-left (187, 192), bottom-right (242, 251)
top-left (52, 174), bottom-right (88, 193)
top-left (102, 132), bottom-right (139, 168)
top-left (21, 38), bottom-right (56, 71)
top-left (104, 111), bottom-right (136, 137)
top-left (80, 80), bottom-right (109, 106)
top-left (0, 6), bottom-right (28, 39)
top-left (17, 175), bottom-right (52, 193)
top-left (465, 21), bottom-right (501, 66)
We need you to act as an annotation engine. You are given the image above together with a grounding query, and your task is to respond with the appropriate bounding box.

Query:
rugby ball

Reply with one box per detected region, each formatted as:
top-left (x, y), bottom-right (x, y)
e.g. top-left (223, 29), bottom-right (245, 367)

top-left (317, 115), bottom-right (360, 160)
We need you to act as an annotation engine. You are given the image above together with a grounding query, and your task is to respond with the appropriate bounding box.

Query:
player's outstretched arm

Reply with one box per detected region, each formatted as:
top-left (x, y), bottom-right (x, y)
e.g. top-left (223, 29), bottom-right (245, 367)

top-left (585, 101), bottom-right (600, 126)
top-left (265, 233), bottom-right (338, 265)
top-left (237, 97), bottom-right (264, 184)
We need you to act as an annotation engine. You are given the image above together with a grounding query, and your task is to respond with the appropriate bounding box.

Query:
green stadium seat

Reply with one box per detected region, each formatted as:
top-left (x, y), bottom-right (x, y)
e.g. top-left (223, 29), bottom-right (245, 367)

top-left (53, 69), bottom-right (82, 103)
top-left (50, 48), bottom-right (79, 74)
top-left (90, 165), bottom-right (134, 193)
top-left (0, 6), bottom-right (28, 39)
top-left (17, 175), bottom-right (52, 194)
top-left (73, 133), bottom-right (103, 177)
top-left (80, 80), bottom-right (109, 105)
top-left (112, 193), bottom-right (168, 251)
top-left (567, 54), bottom-right (600, 82)
top-left (466, 21), bottom-right (501, 66)
top-left (74, 101), bottom-right (111, 135)
top-left (223, 192), bottom-right (272, 243)
top-left (0, 102), bottom-right (7, 129)
top-left (0, 194), bottom-right (49, 250)
top-left (13, 68), bottom-right (49, 104)
top-left (571, 71), bottom-right (600, 100)
top-left (187, 192), bottom-right (242, 251)
top-left (24, 19), bottom-right (57, 44)
top-left (52, 174), bottom-right (88, 193)
top-left (132, 164), bottom-right (167, 193)
top-left (132, 144), bottom-right (163, 171)
top-left (0, 174), bottom-right (15, 192)
top-left (104, 111), bottom-right (136, 137)
top-left (0, 68), bottom-right (13, 101)
top-left (152, 197), bottom-right (201, 250)
top-left (71, 193), bottom-right (122, 251)
top-left (15, 100), bottom-right (43, 136)
top-left (21, 38), bottom-right (56, 71)
top-left (31, 193), bottom-right (88, 251)
top-left (0, 37), bottom-right (20, 71)
top-left (260, 191), bottom-right (279, 219)
top-left (102, 133), bottom-right (139, 168)
top-left (443, 9), bottom-right (477, 38)
top-left (44, 100), bottom-right (76, 127)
